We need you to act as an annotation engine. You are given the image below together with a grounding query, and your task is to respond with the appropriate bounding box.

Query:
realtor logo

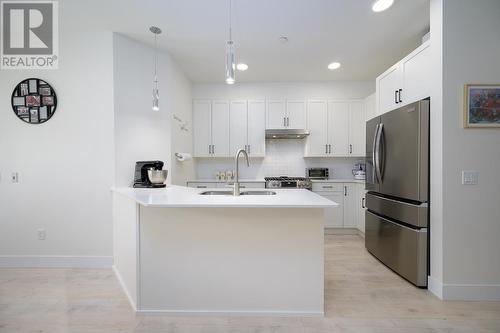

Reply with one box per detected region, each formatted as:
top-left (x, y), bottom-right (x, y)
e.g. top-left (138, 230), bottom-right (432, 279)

top-left (1, 1), bottom-right (58, 69)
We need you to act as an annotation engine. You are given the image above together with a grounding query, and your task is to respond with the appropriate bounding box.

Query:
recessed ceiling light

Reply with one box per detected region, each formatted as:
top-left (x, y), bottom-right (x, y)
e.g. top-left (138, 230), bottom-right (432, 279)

top-left (236, 63), bottom-right (248, 71)
top-left (372, 0), bottom-right (394, 12)
top-left (328, 62), bottom-right (341, 70)
top-left (278, 36), bottom-right (289, 44)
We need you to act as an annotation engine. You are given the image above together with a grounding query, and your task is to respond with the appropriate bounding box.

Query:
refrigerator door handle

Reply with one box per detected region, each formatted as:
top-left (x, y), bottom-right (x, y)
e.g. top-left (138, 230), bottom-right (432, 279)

top-left (372, 123), bottom-right (380, 183)
top-left (375, 123), bottom-right (384, 183)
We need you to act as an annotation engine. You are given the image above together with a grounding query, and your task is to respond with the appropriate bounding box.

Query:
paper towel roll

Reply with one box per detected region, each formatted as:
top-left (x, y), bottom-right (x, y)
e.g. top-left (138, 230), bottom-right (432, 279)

top-left (175, 153), bottom-right (192, 162)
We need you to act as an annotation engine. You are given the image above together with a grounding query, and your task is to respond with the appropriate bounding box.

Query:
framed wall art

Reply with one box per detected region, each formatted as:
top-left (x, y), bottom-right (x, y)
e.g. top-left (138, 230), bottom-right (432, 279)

top-left (11, 78), bottom-right (58, 124)
top-left (464, 84), bottom-right (500, 128)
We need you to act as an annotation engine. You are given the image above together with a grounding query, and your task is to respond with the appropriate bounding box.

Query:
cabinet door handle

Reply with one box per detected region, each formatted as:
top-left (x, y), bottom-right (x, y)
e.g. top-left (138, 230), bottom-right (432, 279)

top-left (398, 89), bottom-right (403, 103)
top-left (287, 117), bottom-right (290, 127)
top-left (323, 185), bottom-right (333, 189)
top-left (395, 90), bottom-right (399, 104)
top-left (344, 186), bottom-right (347, 196)
top-left (329, 144), bottom-right (332, 154)
top-left (197, 185), bottom-right (207, 188)
top-left (208, 145), bottom-right (211, 154)
top-left (283, 117), bottom-right (286, 127)
top-left (325, 144), bottom-right (328, 154)
top-left (248, 145), bottom-right (251, 154)
top-left (212, 145), bottom-right (215, 155)
top-left (349, 144), bottom-right (353, 154)
top-left (362, 197), bottom-right (366, 209)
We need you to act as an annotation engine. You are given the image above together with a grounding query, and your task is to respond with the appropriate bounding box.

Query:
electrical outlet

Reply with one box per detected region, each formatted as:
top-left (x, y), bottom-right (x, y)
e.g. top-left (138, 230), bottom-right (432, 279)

top-left (11, 172), bottom-right (18, 183)
top-left (37, 229), bottom-right (46, 240)
top-left (462, 170), bottom-right (478, 185)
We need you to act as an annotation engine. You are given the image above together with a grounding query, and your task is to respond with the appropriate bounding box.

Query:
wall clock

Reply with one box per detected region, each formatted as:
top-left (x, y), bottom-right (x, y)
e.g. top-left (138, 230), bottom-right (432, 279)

top-left (11, 78), bottom-right (58, 124)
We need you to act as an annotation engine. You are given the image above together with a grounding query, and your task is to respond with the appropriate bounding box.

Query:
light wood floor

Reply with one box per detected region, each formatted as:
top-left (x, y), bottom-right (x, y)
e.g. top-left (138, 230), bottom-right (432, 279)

top-left (1, 235), bottom-right (499, 333)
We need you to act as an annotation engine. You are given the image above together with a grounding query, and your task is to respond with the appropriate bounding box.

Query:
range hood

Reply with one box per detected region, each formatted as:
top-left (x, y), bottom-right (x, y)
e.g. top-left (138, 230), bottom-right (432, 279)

top-left (265, 129), bottom-right (310, 139)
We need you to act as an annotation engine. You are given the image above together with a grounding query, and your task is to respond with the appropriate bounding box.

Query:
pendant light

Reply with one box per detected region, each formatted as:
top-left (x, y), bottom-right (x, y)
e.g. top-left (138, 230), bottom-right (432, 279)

top-left (225, 0), bottom-right (235, 84)
top-left (150, 26), bottom-right (162, 111)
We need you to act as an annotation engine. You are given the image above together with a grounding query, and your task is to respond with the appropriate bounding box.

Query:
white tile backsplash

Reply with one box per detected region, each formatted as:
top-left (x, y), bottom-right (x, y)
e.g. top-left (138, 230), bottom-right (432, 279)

top-left (195, 140), bottom-right (364, 180)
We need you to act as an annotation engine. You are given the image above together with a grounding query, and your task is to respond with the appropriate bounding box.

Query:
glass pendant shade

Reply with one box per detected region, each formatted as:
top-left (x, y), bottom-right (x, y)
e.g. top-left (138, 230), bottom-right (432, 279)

top-left (152, 84), bottom-right (159, 111)
top-left (225, 41), bottom-right (235, 85)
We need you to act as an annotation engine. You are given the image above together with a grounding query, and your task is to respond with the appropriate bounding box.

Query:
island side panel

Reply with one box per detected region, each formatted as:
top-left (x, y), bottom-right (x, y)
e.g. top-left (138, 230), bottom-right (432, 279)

top-left (138, 207), bottom-right (324, 315)
top-left (112, 193), bottom-right (140, 310)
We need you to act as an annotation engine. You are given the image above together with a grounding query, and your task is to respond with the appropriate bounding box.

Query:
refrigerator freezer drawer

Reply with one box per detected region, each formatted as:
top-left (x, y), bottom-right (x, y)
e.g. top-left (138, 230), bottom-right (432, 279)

top-left (365, 210), bottom-right (428, 287)
top-left (366, 192), bottom-right (428, 228)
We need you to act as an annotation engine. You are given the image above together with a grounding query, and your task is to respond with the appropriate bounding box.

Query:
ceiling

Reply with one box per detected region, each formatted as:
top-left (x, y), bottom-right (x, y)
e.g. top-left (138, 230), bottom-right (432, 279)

top-left (97, 0), bottom-right (430, 83)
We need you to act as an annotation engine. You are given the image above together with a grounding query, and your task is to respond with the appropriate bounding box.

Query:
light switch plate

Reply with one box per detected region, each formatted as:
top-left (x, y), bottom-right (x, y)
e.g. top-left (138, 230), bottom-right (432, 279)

top-left (462, 170), bottom-right (478, 185)
top-left (11, 172), bottom-right (19, 183)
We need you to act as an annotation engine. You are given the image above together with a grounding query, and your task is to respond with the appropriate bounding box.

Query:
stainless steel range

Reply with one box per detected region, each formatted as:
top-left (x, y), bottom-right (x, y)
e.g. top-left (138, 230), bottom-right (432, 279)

top-left (265, 176), bottom-right (312, 190)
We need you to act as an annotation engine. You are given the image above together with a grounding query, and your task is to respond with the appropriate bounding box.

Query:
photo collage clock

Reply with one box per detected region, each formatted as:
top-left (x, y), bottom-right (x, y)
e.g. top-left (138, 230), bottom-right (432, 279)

top-left (11, 78), bottom-right (58, 124)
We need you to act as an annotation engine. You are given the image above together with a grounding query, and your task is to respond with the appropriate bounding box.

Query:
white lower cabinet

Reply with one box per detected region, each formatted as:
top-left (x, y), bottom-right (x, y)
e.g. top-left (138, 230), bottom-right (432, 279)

top-left (357, 183), bottom-right (367, 233)
top-left (319, 191), bottom-right (344, 228)
top-left (313, 182), bottom-right (366, 231)
top-left (343, 184), bottom-right (358, 228)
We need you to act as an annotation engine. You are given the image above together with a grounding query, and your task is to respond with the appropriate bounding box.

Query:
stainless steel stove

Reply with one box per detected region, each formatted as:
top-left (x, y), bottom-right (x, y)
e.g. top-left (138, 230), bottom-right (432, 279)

top-left (264, 176), bottom-right (312, 190)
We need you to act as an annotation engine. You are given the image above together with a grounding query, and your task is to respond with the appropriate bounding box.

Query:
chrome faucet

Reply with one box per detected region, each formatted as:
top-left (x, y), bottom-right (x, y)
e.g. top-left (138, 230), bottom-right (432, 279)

top-left (233, 148), bottom-right (250, 196)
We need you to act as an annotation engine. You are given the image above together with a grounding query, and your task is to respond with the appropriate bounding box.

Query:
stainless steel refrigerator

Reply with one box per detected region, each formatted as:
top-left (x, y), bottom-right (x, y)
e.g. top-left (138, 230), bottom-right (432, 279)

top-left (365, 99), bottom-right (429, 287)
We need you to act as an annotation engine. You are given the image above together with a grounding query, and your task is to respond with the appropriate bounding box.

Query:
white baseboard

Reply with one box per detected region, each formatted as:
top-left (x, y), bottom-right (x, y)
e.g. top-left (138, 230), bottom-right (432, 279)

top-left (428, 276), bottom-right (500, 301)
top-left (442, 283), bottom-right (500, 301)
top-left (112, 265), bottom-right (137, 311)
top-left (428, 275), bottom-right (443, 299)
top-left (0, 255), bottom-right (113, 268)
top-left (136, 309), bottom-right (324, 317)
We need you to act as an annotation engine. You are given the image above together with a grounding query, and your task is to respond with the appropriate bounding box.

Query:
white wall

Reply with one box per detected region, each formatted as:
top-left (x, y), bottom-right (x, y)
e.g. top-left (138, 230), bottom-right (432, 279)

top-left (0, 1), bottom-right (114, 261)
top-left (192, 82), bottom-right (373, 181)
top-left (169, 60), bottom-right (196, 186)
top-left (441, 0), bottom-right (500, 300)
top-left (193, 81), bottom-right (374, 101)
top-left (113, 34), bottom-right (172, 187)
top-left (113, 33), bottom-right (194, 187)
top-left (429, 0), bottom-right (500, 300)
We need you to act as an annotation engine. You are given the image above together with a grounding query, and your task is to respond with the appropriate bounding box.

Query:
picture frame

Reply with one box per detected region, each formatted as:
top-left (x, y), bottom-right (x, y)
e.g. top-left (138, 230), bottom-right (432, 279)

top-left (42, 96), bottom-right (54, 106)
top-left (12, 97), bottom-right (25, 106)
top-left (39, 86), bottom-right (51, 96)
top-left (464, 84), bottom-right (500, 128)
top-left (26, 95), bottom-right (41, 107)
top-left (11, 78), bottom-right (58, 125)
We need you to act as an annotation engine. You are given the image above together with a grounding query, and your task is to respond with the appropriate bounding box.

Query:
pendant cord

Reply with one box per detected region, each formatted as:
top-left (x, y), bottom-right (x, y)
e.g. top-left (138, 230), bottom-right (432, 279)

top-left (154, 33), bottom-right (158, 82)
top-left (229, 0), bottom-right (232, 42)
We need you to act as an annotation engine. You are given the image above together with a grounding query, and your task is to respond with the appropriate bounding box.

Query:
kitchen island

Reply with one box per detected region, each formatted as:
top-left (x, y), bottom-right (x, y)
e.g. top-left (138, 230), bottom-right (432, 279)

top-left (112, 185), bottom-right (336, 316)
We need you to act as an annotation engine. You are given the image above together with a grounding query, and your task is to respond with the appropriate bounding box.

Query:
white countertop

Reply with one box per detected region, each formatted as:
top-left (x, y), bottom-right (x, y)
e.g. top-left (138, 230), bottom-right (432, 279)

top-left (112, 185), bottom-right (337, 208)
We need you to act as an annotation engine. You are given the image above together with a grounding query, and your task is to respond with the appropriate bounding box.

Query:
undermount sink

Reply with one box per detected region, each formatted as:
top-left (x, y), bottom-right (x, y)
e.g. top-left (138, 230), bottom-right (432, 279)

top-left (199, 190), bottom-right (277, 196)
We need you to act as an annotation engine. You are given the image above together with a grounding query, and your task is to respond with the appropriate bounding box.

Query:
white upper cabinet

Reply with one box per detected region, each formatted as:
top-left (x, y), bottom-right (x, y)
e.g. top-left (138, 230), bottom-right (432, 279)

top-left (193, 100), bottom-right (212, 157)
top-left (401, 42), bottom-right (431, 105)
top-left (247, 100), bottom-right (266, 157)
top-left (348, 101), bottom-right (366, 157)
top-left (286, 100), bottom-right (306, 129)
top-left (266, 100), bottom-right (286, 129)
top-left (376, 64), bottom-right (403, 115)
top-left (305, 100), bottom-right (366, 157)
top-left (193, 100), bottom-right (230, 157)
top-left (306, 100), bottom-right (328, 157)
top-left (364, 93), bottom-right (376, 121)
top-left (376, 41), bottom-right (431, 115)
top-left (229, 100), bottom-right (248, 156)
top-left (328, 101), bottom-right (350, 156)
top-left (210, 100), bottom-right (230, 157)
top-left (266, 99), bottom-right (306, 129)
